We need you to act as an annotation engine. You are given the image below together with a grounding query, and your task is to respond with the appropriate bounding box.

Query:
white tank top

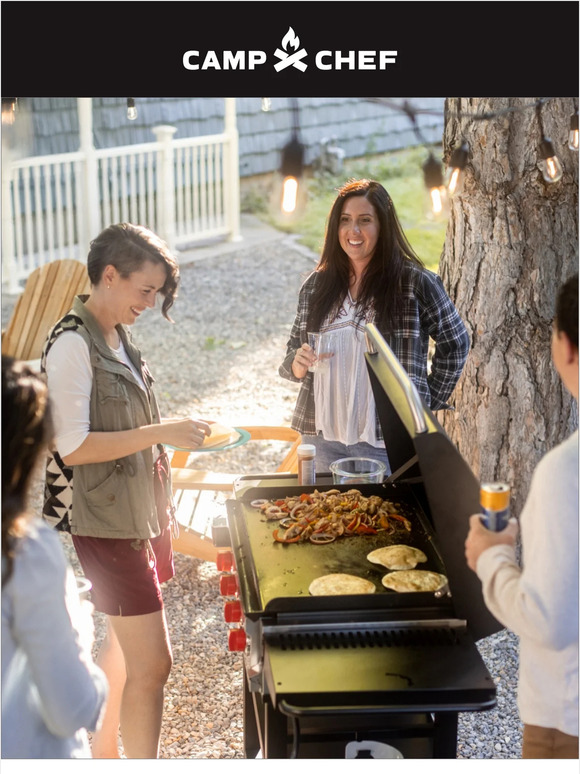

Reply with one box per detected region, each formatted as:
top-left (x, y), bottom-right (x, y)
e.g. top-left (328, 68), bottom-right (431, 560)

top-left (313, 293), bottom-right (381, 447)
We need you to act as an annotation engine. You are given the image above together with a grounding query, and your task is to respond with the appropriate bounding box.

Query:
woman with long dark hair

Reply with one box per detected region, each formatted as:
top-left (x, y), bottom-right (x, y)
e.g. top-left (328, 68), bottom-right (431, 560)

top-left (280, 179), bottom-right (470, 473)
top-left (2, 356), bottom-right (108, 758)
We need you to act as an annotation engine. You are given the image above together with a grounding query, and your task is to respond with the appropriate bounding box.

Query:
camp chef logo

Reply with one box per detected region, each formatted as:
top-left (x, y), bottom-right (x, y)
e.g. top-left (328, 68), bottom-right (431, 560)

top-left (182, 27), bottom-right (397, 72)
top-left (274, 28), bottom-right (308, 72)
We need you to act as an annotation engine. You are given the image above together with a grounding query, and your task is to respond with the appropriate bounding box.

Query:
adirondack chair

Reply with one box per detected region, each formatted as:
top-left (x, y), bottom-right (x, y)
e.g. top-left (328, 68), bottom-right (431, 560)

top-left (2, 259), bottom-right (90, 364)
top-left (170, 426), bottom-right (301, 561)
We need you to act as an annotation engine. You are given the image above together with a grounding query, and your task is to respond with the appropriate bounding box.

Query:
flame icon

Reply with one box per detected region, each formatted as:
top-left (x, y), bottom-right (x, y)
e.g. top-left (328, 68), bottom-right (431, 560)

top-left (281, 27), bottom-right (300, 52)
top-left (274, 26), bottom-right (308, 72)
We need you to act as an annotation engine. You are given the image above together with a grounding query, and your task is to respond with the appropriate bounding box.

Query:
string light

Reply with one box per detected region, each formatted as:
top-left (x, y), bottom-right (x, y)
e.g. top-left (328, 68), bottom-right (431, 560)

top-left (536, 100), bottom-right (563, 183)
top-left (278, 98), bottom-right (305, 215)
top-left (126, 98), bottom-right (138, 121)
top-left (2, 97), bottom-right (17, 125)
top-left (261, 98), bottom-right (272, 112)
top-left (423, 152), bottom-right (449, 219)
top-left (539, 138), bottom-right (564, 182)
top-left (568, 109), bottom-right (578, 152)
top-left (446, 142), bottom-right (469, 197)
top-left (280, 135), bottom-right (304, 213)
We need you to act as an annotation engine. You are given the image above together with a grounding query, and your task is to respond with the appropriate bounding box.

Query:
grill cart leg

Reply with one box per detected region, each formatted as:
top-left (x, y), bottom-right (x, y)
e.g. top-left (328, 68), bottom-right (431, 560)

top-left (243, 671), bottom-right (262, 758)
top-left (264, 701), bottom-right (288, 758)
top-left (432, 712), bottom-right (458, 758)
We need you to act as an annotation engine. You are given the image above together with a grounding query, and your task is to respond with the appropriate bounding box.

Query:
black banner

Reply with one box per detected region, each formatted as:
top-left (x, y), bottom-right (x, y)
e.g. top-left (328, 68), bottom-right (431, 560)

top-left (2, 1), bottom-right (579, 97)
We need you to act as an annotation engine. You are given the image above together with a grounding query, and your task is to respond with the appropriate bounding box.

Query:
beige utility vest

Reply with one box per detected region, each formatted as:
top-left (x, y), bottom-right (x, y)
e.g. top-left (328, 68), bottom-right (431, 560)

top-left (42, 295), bottom-right (171, 539)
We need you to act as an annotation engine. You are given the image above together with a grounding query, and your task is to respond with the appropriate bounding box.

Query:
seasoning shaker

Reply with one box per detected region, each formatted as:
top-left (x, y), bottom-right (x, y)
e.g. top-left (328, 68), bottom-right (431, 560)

top-left (297, 443), bottom-right (316, 486)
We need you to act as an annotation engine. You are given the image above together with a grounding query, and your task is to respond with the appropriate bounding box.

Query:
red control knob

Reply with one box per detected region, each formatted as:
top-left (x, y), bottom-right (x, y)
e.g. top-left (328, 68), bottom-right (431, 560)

top-left (219, 574), bottom-right (238, 596)
top-left (228, 627), bottom-right (247, 651)
top-left (216, 550), bottom-right (233, 572)
top-left (224, 599), bottom-right (243, 623)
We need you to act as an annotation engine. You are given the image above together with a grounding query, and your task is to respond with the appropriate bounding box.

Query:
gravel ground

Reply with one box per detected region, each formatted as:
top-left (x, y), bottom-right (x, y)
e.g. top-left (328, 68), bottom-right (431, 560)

top-left (4, 222), bottom-right (523, 759)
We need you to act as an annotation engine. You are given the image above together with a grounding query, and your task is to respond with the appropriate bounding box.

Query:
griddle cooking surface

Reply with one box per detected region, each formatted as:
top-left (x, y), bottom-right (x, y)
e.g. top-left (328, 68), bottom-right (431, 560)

top-left (231, 484), bottom-right (450, 615)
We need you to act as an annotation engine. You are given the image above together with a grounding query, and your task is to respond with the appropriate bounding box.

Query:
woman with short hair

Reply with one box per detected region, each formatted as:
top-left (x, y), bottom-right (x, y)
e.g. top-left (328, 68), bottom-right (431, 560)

top-left (43, 223), bottom-right (211, 758)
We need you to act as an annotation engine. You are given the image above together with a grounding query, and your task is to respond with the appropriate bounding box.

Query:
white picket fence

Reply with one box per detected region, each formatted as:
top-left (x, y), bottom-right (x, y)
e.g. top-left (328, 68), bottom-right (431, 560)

top-left (2, 100), bottom-right (241, 293)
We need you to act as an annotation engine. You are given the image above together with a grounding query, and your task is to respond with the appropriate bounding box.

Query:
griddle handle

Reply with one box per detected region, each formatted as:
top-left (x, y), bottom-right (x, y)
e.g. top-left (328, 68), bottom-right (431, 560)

top-left (277, 699), bottom-right (496, 717)
top-left (365, 323), bottom-right (428, 435)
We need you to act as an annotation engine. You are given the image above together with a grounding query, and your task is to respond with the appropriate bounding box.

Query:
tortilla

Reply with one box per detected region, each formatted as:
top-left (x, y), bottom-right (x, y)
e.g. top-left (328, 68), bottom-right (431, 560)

top-left (201, 423), bottom-right (237, 449)
top-left (381, 570), bottom-right (447, 593)
top-left (367, 544), bottom-right (427, 571)
top-left (309, 573), bottom-right (376, 596)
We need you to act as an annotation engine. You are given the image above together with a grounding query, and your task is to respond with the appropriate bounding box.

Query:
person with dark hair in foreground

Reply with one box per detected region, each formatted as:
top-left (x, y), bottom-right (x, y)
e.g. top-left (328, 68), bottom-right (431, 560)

top-left (465, 274), bottom-right (579, 759)
top-left (1, 356), bottom-right (108, 758)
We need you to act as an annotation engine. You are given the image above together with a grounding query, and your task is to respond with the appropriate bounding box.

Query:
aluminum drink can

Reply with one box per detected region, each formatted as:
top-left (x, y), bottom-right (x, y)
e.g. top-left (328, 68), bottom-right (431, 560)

top-left (480, 482), bottom-right (510, 531)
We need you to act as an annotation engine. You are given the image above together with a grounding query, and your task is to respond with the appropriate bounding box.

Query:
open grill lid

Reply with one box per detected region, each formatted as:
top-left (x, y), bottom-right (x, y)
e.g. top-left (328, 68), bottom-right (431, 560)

top-left (364, 323), bottom-right (502, 641)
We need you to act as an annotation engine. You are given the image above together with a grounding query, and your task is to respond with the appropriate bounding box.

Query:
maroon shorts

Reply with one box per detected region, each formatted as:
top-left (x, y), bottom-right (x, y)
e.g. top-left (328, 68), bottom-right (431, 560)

top-left (72, 527), bottom-right (174, 617)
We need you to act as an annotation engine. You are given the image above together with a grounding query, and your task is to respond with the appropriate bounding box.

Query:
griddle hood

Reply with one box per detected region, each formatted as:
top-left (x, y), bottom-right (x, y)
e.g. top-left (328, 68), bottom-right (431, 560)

top-left (364, 323), bottom-right (502, 641)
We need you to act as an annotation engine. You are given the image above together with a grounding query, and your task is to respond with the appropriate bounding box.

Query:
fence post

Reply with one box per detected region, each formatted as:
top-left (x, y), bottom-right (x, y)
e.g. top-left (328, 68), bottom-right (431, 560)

top-left (78, 98), bottom-right (100, 248)
top-left (152, 125), bottom-right (177, 252)
top-left (224, 98), bottom-right (242, 242)
top-left (1, 162), bottom-right (19, 293)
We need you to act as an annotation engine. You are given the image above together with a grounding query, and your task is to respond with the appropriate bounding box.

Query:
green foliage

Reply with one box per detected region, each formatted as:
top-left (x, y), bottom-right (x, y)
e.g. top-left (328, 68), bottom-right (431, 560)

top-left (263, 146), bottom-right (448, 272)
top-left (240, 187), bottom-right (269, 214)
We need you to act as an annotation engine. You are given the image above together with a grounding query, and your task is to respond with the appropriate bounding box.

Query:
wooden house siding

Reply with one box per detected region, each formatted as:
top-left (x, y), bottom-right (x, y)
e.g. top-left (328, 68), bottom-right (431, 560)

top-left (19, 97), bottom-right (445, 177)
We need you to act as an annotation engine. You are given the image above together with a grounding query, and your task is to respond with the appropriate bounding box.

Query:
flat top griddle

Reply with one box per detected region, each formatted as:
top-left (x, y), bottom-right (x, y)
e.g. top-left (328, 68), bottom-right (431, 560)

top-left (229, 482), bottom-right (453, 618)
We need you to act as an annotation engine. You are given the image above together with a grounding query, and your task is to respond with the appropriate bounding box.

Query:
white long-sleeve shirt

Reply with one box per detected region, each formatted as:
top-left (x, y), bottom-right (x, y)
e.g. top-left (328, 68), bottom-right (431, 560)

top-left (476, 430), bottom-right (579, 737)
top-left (1, 518), bottom-right (108, 758)
top-left (44, 330), bottom-right (148, 458)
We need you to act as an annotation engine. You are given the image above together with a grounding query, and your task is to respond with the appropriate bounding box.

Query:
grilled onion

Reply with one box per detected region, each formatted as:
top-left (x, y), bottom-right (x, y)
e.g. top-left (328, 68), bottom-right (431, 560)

top-left (309, 533), bottom-right (336, 544)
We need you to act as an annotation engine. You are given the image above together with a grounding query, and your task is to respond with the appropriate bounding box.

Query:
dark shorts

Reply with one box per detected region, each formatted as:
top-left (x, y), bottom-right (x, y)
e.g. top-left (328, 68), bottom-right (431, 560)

top-left (72, 527), bottom-right (174, 617)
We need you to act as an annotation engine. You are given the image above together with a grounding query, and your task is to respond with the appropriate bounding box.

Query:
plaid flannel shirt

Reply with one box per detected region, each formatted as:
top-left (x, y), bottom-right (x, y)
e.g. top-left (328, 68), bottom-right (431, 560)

top-left (278, 264), bottom-right (470, 440)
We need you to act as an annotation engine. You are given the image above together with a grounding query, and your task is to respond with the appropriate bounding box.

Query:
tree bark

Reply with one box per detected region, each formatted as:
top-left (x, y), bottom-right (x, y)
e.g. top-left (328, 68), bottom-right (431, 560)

top-left (439, 97), bottom-right (578, 517)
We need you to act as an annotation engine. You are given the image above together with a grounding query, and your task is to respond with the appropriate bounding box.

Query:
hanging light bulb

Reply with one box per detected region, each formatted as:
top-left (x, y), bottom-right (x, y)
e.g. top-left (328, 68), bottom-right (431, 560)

top-left (423, 153), bottom-right (449, 220)
top-left (261, 97), bottom-right (272, 112)
top-left (126, 98), bottom-right (138, 121)
top-left (538, 137), bottom-right (563, 183)
top-left (568, 111), bottom-right (579, 151)
top-left (445, 142), bottom-right (469, 197)
top-left (2, 98), bottom-right (17, 125)
top-left (279, 135), bottom-right (304, 215)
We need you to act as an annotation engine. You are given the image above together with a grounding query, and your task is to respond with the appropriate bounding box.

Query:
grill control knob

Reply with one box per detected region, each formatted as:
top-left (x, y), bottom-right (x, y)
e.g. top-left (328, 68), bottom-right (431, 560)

top-left (228, 628), bottom-right (247, 651)
top-left (224, 599), bottom-right (243, 623)
top-left (219, 574), bottom-right (238, 596)
top-left (216, 550), bottom-right (233, 572)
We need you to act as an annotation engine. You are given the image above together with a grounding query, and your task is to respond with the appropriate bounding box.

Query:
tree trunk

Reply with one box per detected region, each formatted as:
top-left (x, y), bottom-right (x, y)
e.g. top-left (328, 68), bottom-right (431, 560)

top-left (439, 97), bottom-right (578, 518)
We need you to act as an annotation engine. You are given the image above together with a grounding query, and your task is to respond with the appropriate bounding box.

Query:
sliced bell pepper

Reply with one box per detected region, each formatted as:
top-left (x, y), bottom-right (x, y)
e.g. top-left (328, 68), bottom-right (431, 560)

top-left (356, 524), bottom-right (377, 535)
top-left (272, 529), bottom-right (301, 543)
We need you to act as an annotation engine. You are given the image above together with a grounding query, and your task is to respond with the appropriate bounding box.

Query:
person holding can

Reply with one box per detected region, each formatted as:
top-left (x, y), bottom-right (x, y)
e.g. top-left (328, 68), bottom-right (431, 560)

top-left (279, 178), bottom-right (470, 475)
top-left (465, 274), bottom-right (578, 759)
top-left (41, 223), bottom-right (211, 758)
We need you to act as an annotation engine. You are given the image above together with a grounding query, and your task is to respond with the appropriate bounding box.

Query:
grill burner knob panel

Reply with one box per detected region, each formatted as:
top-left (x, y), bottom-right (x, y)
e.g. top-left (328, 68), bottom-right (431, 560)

top-left (219, 573), bottom-right (239, 596)
top-left (228, 627), bottom-right (247, 651)
top-left (224, 599), bottom-right (243, 623)
top-left (216, 549), bottom-right (234, 572)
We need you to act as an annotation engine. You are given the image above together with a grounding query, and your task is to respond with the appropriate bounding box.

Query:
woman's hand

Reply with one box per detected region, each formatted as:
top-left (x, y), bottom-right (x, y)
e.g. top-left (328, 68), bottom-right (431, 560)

top-left (464, 514), bottom-right (518, 571)
top-left (161, 417), bottom-right (211, 449)
top-left (291, 344), bottom-right (316, 379)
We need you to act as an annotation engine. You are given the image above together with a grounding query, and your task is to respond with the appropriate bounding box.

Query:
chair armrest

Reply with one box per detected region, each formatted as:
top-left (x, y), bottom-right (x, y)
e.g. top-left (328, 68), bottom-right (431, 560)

top-left (171, 469), bottom-right (237, 492)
